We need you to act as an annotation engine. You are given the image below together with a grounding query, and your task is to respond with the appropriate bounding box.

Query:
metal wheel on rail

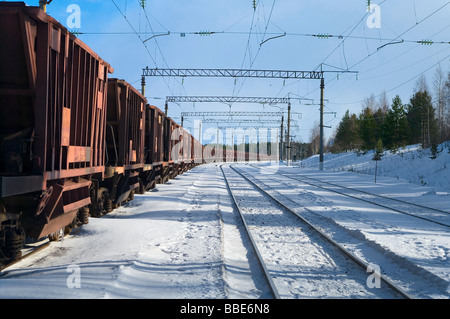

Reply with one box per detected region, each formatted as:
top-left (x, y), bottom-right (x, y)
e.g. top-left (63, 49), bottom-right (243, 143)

top-left (48, 228), bottom-right (64, 242)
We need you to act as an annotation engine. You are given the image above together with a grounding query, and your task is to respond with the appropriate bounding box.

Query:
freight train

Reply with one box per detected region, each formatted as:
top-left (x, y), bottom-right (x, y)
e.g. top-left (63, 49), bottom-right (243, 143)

top-left (0, 2), bottom-right (210, 266)
top-left (0, 2), bottom-right (266, 266)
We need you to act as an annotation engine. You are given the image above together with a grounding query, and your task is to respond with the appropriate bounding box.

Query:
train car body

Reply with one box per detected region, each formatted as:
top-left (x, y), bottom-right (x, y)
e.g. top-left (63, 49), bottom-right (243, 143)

top-left (171, 123), bottom-right (189, 175)
top-left (191, 135), bottom-right (203, 166)
top-left (0, 2), bottom-right (212, 267)
top-left (139, 104), bottom-right (165, 192)
top-left (90, 78), bottom-right (146, 216)
top-left (163, 117), bottom-right (176, 180)
top-left (0, 3), bottom-right (112, 263)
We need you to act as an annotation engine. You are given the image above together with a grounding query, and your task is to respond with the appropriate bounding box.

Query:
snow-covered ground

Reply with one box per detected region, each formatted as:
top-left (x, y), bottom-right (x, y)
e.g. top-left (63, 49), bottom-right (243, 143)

top-left (298, 142), bottom-right (450, 193)
top-left (0, 143), bottom-right (449, 300)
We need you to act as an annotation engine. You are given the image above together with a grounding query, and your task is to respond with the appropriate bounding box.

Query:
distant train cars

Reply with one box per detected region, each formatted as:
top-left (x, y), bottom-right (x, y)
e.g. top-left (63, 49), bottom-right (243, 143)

top-left (0, 3), bottom-right (202, 265)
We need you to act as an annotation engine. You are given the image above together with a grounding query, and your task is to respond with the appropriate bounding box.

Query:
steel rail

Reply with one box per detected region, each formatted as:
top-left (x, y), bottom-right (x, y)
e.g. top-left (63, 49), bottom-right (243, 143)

top-left (220, 164), bottom-right (281, 299)
top-left (293, 173), bottom-right (450, 216)
top-left (0, 241), bottom-right (51, 273)
top-left (277, 171), bottom-right (450, 229)
top-left (1, 230), bottom-right (74, 272)
top-left (231, 165), bottom-right (414, 299)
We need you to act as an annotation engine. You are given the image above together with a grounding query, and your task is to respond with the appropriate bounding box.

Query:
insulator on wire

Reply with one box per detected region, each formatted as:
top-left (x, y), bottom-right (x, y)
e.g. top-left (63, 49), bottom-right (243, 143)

top-left (315, 34), bottom-right (331, 39)
top-left (418, 39), bottom-right (433, 45)
top-left (197, 31), bottom-right (213, 36)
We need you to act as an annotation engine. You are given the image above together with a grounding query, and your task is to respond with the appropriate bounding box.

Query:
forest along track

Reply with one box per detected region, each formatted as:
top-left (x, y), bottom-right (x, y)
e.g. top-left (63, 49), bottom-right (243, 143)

top-left (264, 167), bottom-right (450, 229)
top-left (220, 164), bottom-right (410, 299)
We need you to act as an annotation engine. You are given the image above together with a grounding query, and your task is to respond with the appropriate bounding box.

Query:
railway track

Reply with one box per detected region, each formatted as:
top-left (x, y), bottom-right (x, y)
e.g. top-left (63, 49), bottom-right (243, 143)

top-left (220, 164), bottom-right (412, 299)
top-left (0, 239), bottom-right (51, 272)
top-left (255, 165), bottom-right (450, 229)
top-left (1, 229), bottom-right (78, 272)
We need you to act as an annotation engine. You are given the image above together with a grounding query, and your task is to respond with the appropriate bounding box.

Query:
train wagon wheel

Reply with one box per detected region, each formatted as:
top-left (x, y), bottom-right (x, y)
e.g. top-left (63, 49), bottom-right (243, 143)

top-left (48, 228), bottom-right (64, 242)
top-left (78, 206), bottom-right (90, 225)
top-left (137, 180), bottom-right (145, 194)
top-left (105, 196), bottom-right (113, 213)
top-left (5, 227), bottom-right (25, 260)
top-left (129, 190), bottom-right (134, 201)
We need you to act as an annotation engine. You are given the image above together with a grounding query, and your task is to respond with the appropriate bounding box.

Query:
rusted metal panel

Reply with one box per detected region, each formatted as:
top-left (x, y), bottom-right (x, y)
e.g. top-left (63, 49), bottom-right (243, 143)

top-left (173, 125), bottom-right (191, 164)
top-left (61, 107), bottom-right (71, 146)
top-left (191, 136), bottom-right (203, 163)
top-left (106, 79), bottom-right (146, 168)
top-left (145, 105), bottom-right (165, 165)
top-left (67, 146), bottom-right (91, 163)
top-left (165, 117), bottom-right (177, 163)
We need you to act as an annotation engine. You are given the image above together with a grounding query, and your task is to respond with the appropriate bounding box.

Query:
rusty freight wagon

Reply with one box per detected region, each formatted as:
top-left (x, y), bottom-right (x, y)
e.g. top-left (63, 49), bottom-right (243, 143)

top-left (89, 79), bottom-right (146, 216)
top-left (140, 104), bottom-right (165, 192)
top-left (191, 135), bottom-right (203, 166)
top-left (0, 3), bottom-right (113, 263)
top-left (163, 116), bottom-right (177, 181)
top-left (171, 123), bottom-right (191, 175)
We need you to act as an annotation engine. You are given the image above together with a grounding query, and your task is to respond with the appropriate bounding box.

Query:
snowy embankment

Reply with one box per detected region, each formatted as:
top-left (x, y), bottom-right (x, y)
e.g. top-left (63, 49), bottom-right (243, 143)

top-left (0, 165), bottom-right (258, 299)
top-left (0, 143), bottom-right (448, 300)
top-left (299, 142), bottom-right (450, 193)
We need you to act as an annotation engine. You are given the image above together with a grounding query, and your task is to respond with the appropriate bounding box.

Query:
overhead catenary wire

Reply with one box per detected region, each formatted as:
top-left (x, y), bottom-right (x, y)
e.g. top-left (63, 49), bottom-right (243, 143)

top-left (295, 1), bottom-right (448, 107)
top-left (111, 0), bottom-right (179, 99)
top-left (326, 23), bottom-right (450, 104)
top-left (107, 0), bottom-right (447, 143)
top-left (110, 0), bottom-right (156, 65)
top-left (75, 30), bottom-right (450, 46)
top-left (348, 1), bottom-right (450, 71)
top-left (299, 1), bottom-right (449, 106)
top-left (329, 52), bottom-right (450, 106)
top-left (233, 0), bottom-right (278, 99)
top-left (136, 0), bottom-right (186, 98)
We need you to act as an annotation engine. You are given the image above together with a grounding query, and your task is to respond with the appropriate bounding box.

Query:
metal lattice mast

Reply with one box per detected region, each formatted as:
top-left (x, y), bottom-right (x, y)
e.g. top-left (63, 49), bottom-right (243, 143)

top-left (180, 111), bottom-right (283, 117)
top-left (142, 68), bottom-right (357, 168)
top-left (143, 68), bottom-right (324, 79)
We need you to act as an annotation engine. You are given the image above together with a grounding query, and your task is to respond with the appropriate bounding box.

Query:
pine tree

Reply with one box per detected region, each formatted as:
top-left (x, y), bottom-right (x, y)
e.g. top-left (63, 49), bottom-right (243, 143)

top-left (332, 110), bottom-right (360, 152)
top-left (383, 95), bottom-right (409, 151)
top-left (374, 138), bottom-right (384, 159)
top-left (358, 107), bottom-right (377, 151)
top-left (407, 90), bottom-right (438, 148)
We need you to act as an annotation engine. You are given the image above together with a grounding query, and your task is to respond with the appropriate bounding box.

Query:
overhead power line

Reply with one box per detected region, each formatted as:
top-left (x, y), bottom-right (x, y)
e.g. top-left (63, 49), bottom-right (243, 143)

top-left (77, 30), bottom-right (450, 45)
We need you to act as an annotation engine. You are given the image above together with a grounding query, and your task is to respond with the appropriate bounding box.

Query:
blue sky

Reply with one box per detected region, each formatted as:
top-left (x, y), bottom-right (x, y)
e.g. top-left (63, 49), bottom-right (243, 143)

top-left (12, 0), bottom-right (450, 143)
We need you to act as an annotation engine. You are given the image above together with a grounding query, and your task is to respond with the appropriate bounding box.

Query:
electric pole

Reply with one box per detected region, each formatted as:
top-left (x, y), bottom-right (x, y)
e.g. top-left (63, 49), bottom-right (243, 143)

top-left (319, 78), bottom-right (325, 171)
top-left (287, 102), bottom-right (291, 166)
